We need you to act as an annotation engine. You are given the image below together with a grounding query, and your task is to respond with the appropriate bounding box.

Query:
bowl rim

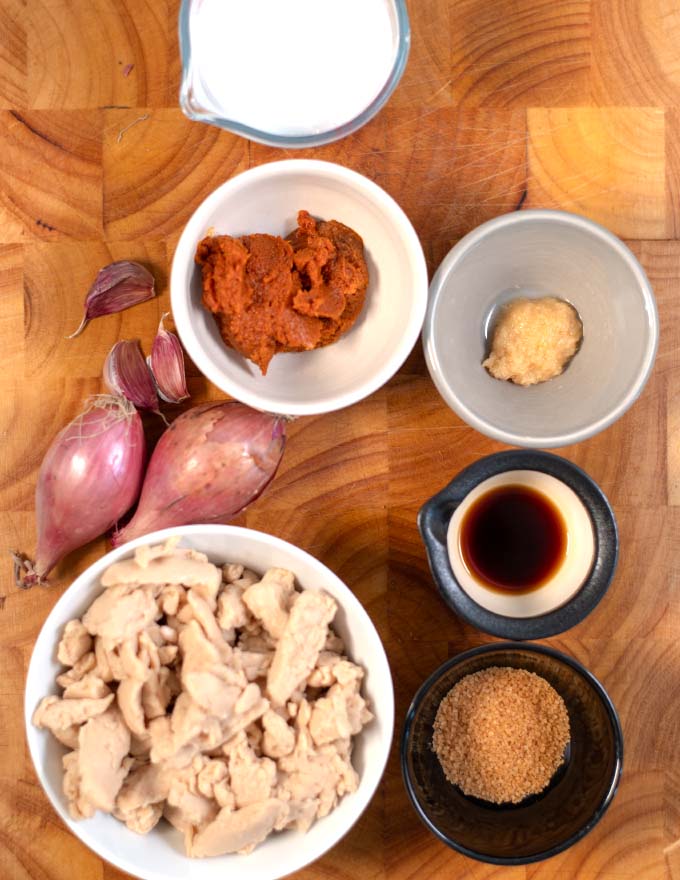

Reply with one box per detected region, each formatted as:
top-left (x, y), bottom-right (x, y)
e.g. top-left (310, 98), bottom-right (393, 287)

top-left (170, 158), bottom-right (429, 416)
top-left (400, 640), bottom-right (624, 866)
top-left (24, 524), bottom-right (395, 880)
top-left (422, 208), bottom-right (660, 448)
top-left (417, 450), bottom-right (619, 640)
top-left (177, 0), bottom-right (411, 148)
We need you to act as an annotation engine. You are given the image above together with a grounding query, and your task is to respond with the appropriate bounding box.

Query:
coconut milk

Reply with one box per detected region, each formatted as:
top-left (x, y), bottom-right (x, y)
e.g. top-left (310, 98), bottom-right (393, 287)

top-left (188, 0), bottom-right (399, 137)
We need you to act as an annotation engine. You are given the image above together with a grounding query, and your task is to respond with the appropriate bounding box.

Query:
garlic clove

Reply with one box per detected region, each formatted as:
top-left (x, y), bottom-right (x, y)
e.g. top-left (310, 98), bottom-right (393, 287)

top-left (67, 261), bottom-right (155, 339)
top-left (148, 313), bottom-right (190, 404)
top-left (104, 340), bottom-right (160, 414)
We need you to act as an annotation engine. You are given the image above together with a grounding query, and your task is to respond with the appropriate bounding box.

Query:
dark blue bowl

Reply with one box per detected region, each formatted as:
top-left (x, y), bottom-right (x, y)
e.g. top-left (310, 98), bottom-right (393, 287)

top-left (417, 450), bottom-right (618, 640)
top-left (401, 642), bottom-right (623, 865)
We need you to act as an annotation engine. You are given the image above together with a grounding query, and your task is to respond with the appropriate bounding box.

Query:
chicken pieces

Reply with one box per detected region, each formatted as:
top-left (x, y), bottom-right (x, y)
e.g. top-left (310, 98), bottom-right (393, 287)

top-left (267, 590), bottom-right (337, 706)
top-left (32, 539), bottom-right (372, 858)
top-left (188, 799), bottom-right (285, 858)
top-left (78, 706), bottom-right (131, 812)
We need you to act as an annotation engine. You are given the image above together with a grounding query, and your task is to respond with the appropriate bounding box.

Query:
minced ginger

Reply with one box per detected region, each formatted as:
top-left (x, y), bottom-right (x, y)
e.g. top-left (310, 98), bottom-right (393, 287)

top-left (483, 297), bottom-right (583, 386)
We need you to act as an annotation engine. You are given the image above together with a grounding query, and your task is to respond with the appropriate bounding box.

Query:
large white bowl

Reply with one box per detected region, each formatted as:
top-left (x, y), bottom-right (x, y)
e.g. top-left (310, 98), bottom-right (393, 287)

top-left (171, 159), bottom-right (428, 415)
top-left (423, 210), bottom-right (659, 448)
top-left (25, 525), bottom-right (394, 880)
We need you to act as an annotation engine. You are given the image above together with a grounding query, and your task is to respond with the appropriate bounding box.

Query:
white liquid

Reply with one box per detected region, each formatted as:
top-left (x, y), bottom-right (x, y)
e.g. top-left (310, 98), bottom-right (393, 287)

top-left (189, 0), bottom-right (399, 137)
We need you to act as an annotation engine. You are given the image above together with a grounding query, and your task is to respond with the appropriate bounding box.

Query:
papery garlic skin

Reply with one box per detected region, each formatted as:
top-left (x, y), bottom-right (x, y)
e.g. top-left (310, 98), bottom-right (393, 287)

top-left (148, 314), bottom-right (190, 404)
top-left (67, 261), bottom-right (155, 339)
top-left (104, 340), bottom-right (160, 413)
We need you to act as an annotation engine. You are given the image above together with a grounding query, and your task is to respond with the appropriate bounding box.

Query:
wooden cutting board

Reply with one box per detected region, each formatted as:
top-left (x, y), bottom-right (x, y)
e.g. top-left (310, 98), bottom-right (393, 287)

top-left (1, 0), bottom-right (679, 878)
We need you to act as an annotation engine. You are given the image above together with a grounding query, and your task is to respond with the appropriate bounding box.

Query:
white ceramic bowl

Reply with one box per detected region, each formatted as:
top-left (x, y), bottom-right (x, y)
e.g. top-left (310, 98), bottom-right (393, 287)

top-left (25, 525), bottom-right (394, 880)
top-left (171, 159), bottom-right (428, 415)
top-left (423, 210), bottom-right (659, 448)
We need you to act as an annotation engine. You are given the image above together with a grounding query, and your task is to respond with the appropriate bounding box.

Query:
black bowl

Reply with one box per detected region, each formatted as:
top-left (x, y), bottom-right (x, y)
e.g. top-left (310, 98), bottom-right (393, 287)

top-left (401, 642), bottom-right (623, 865)
top-left (417, 450), bottom-right (618, 640)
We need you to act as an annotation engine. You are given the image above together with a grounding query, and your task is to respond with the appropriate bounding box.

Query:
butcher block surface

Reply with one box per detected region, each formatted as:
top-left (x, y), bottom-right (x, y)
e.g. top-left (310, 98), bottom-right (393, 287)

top-left (2, 1), bottom-right (680, 878)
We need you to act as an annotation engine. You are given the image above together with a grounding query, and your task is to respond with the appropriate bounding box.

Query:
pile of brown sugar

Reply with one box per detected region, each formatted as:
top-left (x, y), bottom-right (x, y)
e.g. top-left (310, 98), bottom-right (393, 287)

top-left (196, 210), bottom-right (369, 374)
top-left (432, 666), bottom-right (570, 804)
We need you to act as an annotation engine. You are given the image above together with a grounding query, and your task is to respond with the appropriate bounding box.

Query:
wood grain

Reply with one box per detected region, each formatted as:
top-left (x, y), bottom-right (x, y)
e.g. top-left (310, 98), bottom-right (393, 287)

top-left (526, 107), bottom-right (667, 238)
top-left (0, 110), bottom-right (102, 241)
top-left (102, 109), bottom-right (249, 240)
top-left (449, 0), bottom-right (590, 108)
top-left (378, 106), bottom-right (527, 271)
top-left (25, 0), bottom-right (180, 109)
top-left (0, 1), bottom-right (25, 109)
top-left (388, 0), bottom-right (451, 111)
top-left (592, 0), bottom-right (680, 106)
top-left (2, 0), bottom-right (680, 878)
top-left (0, 243), bottom-right (23, 379)
top-left (665, 110), bottom-right (680, 236)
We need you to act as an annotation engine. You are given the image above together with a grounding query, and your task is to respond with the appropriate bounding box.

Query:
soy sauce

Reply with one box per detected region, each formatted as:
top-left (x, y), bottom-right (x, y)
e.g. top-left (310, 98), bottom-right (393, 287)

top-left (460, 484), bottom-right (567, 593)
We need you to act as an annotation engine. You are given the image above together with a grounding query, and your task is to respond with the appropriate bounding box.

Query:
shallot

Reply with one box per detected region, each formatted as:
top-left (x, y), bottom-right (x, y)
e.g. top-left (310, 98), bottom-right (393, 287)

top-left (112, 401), bottom-right (285, 546)
top-left (13, 396), bottom-right (145, 587)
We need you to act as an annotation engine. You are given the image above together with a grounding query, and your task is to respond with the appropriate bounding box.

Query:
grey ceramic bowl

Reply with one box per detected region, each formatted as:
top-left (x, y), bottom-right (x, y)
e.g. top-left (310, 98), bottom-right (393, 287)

top-left (418, 450), bottom-right (618, 640)
top-left (423, 210), bottom-right (658, 448)
top-left (401, 642), bottom-right (623, 865)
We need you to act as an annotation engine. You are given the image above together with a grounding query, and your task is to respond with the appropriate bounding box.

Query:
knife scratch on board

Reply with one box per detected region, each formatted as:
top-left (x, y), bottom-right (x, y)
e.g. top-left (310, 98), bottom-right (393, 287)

top-left (117, 114), bottom-right (150, 143)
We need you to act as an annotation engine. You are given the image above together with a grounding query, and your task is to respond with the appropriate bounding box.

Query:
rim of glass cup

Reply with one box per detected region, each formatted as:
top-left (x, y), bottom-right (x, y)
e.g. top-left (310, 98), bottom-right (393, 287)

top-left (178, 0), bottom-right (411, 148)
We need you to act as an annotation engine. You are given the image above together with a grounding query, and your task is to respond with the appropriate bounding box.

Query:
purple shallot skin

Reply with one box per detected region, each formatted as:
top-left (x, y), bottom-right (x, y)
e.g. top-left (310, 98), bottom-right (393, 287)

top-left (16, 396), bottom-right (145, 586)
top-left (112, 401), bottom-right (286, 546)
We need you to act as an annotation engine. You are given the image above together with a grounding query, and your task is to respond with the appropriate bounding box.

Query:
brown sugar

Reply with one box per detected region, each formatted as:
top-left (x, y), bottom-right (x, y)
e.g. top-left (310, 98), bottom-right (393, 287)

top-left (432, 666), bottom-right (570, 804)
top-left (196, 210), bottom-right (369, 375)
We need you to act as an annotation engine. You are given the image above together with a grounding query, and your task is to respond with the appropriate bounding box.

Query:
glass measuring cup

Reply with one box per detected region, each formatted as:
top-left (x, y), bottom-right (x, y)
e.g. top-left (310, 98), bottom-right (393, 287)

top-left (178, 0), bottom-right (410, 148)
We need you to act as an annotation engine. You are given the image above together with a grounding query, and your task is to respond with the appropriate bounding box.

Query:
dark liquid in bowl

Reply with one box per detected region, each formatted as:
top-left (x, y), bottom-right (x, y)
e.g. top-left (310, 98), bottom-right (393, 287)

top-left (460, 485), bottom-right (567, 593)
